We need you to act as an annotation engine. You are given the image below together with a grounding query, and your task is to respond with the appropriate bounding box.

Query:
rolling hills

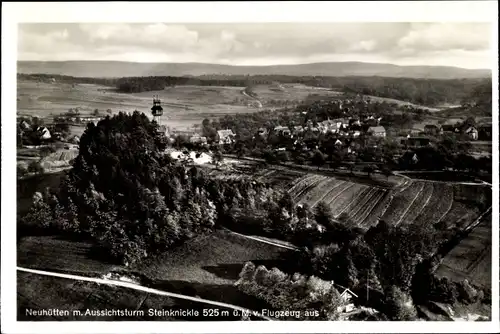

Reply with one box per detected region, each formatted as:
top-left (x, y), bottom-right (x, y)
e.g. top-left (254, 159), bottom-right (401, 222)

top-left (17, 60), bottom-right (491, 79)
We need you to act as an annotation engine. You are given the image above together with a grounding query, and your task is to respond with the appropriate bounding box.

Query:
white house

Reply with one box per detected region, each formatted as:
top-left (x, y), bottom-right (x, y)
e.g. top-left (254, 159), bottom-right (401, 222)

top-left (217, 129), bottom-right (236, 145)
top-left (36, 126), bottom-right (51, 140)
top-left (334, 283), bottom-right (358, 313)
top-left (465, 126), bottom-right (478, 140)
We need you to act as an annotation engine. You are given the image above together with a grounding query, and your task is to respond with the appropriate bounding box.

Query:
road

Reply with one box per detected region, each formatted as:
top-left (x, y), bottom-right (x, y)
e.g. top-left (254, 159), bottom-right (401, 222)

top-left (17, 266), bottom-right (274, 321)
top-left (222, 228), bottom-right (299, 251)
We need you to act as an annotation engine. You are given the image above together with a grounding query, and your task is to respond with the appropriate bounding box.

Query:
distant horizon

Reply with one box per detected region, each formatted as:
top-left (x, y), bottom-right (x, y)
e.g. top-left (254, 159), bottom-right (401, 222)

top-left (17, 59), bottom-right (491, 71)
top-left (18, 23), bottom-right (492, 70)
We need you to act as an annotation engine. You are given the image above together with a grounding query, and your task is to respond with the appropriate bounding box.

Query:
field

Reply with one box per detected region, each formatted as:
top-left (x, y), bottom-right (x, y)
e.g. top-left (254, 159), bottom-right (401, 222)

top-left (435, 211), bottom-right (492, 289)
top-left (287, 174), bottom-right (491, 230)
top-left (17, 79), bottom-right (348, 134)
top-left (18, 80), bottom-right (256, 131)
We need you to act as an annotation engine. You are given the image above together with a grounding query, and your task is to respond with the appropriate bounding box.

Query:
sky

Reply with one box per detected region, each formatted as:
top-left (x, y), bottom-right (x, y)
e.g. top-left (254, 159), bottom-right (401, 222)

top-left (18, 23), bottom-right (492, 69)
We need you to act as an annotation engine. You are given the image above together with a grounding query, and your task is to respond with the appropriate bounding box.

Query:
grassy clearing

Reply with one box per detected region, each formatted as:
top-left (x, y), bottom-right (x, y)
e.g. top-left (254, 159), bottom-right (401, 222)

top-left (17, 80), bottom-right (261, 131)
top-left (134, 229), bottom-right (290, 285)
top-left (17, 235), bottom-right (120, 276)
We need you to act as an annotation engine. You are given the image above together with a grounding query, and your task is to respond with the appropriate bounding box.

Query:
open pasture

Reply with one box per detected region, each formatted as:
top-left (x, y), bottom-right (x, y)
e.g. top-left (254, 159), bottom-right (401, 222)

top-left (18, 80), bottom-right (258, 131)
top-left (250, 83), bottom-right (342, 104)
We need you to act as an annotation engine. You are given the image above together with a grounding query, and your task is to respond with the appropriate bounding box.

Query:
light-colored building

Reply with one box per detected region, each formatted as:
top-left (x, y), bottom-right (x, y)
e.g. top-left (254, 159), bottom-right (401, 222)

top-left (36, 126), bottom-right (51, 140)
top-left (335, 283), bottom-right (358, 313)
top-left (465, 126), bottom-right (478, 140)
top-left (217, 129), bottom-right (236, 144)
top-left (367, 126), bottom-right (386, 137)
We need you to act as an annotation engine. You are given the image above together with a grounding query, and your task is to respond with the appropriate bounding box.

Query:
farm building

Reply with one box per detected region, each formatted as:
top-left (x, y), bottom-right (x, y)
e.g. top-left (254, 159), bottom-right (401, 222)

top-left (217, 129), bottom-right (236, 145)
top-left (465, 126), bottom-right (479, 140)
top-left (367, 126), bottom-right (386, 137)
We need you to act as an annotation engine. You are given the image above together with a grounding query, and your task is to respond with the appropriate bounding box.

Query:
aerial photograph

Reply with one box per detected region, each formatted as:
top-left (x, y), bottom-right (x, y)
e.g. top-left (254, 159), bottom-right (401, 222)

top-left (15, 21), bottom-right (493, 323)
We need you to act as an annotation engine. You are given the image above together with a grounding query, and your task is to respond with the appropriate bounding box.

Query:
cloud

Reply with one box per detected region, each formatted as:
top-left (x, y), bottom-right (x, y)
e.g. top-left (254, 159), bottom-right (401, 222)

top-left (397, 23), bottom-right (490, 54)
top-left (17, 23), bottom-right (492, 69)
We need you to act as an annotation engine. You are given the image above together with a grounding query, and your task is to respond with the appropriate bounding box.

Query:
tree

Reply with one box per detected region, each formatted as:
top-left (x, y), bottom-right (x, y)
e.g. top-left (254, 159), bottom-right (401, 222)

top-left (93, 109), bottom-right (100, 116)
top-left (27, 161), bottom-right (44, 174)
top-left (212, 150), bottom-right (224, 168)
top-left (384, 286), bottom-right (418, 321)
top-left (363, 165), bottom-right (375, 178)
top-left (380, 165), bottom-right (393, 180)
top-left (314, 201), bottom-right (333, 227)
top-left (312, 150), bottom-right (326, 170)
top-left (107, 109), bottom-right (113, 114)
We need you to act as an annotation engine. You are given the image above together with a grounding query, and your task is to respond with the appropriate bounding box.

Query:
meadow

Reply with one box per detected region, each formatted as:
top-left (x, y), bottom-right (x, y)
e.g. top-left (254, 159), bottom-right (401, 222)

top-left (17, 79), bottom-right (346, 133)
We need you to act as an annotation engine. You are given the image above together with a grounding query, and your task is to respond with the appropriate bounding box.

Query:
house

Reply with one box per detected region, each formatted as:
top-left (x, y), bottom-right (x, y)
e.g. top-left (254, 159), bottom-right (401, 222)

top-left (19, 120), bottom-right (31, 131)
top-left (36, 126), bottom-right (51, 140)
top-left (367, 126), bottom-right (386, 137)
top-left (216, 129), bottom-right (236, 145)
top-left (334, 283), bottom-right (358, 313)
top-left (424, 124), bottom-right (442, 135)
top-left (465, 126), bottom-right (479, 140)
top-left (334, 139), bottom-right (343, 146)
top-left (274, 125), bottom-right (291, 137)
